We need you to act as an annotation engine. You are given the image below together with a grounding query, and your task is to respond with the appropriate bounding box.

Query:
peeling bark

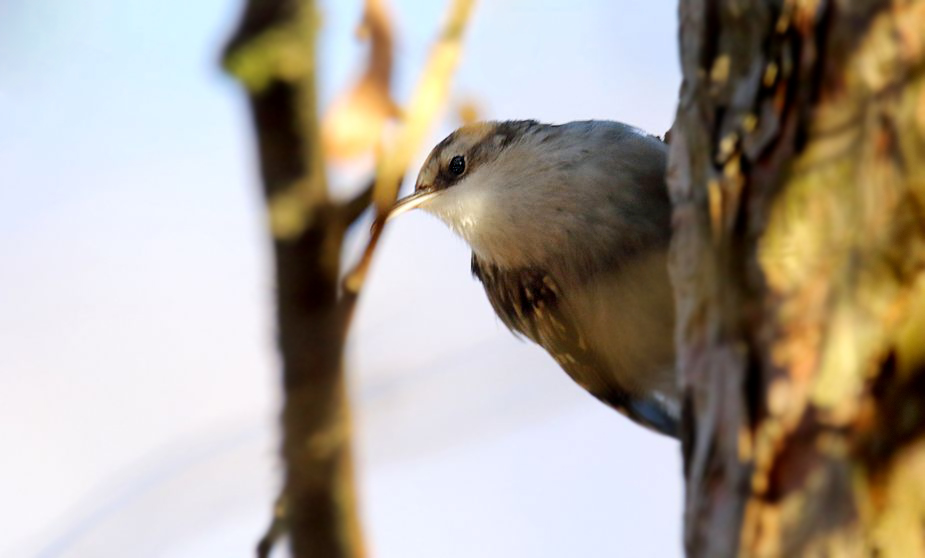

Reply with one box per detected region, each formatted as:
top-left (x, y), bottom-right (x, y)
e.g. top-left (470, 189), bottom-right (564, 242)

top-left (670, 0), bottom-right (925, 556)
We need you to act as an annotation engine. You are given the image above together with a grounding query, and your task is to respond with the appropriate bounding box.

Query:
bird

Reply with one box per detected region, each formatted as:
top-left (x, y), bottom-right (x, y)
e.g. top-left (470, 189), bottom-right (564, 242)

top-left (387, 120), bottom-right (678, 437)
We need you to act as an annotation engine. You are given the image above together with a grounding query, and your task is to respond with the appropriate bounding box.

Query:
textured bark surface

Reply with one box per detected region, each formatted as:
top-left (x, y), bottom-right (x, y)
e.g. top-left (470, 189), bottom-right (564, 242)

top-left (669, 0), bottom-right (925, 556)
top-left (223, 1), bottom-right (367, 556)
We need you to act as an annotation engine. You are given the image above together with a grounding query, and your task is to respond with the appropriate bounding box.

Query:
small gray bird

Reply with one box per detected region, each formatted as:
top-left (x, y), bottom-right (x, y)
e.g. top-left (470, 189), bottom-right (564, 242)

top-left (389, 120), bottom-right (678, 437)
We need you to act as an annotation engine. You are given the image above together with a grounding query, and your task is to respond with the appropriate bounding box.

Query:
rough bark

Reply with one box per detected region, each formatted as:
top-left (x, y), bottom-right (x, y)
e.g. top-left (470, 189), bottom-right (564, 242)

top-left (670, 0), bottom-right (925, 556)
top-left (223, 1), bottom-right (366, 556)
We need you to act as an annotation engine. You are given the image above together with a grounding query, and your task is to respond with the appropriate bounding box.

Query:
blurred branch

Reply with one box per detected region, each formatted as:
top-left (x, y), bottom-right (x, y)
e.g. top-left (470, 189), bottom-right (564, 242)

top-left (222, 0), bottom-right (476, 556)
top-left (255, 494), bottom-right (289, 558)
top-left (222, 0), bottom-right (363, 556)
top-left (344, 0), bottom-right (478, 296)
top-left (370, 0), bottom-right (476, 214)
top-left (338, 179), bottom-right (376, 227)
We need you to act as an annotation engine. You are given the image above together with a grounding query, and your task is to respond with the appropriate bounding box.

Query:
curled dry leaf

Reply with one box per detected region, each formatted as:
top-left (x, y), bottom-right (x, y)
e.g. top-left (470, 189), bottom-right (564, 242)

top-left (322, 0), bottom-right (399, 161)
top-left (343, 0), bottom-right (478, 295)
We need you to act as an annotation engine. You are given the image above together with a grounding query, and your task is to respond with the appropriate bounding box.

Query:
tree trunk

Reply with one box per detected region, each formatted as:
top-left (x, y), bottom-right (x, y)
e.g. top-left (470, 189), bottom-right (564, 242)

top-left (670, 0), bottom-right (925, 556)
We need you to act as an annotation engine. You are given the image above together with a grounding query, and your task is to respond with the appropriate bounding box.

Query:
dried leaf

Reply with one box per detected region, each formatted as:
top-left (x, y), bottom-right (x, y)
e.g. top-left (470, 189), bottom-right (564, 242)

top-left (322, 0), bottom-right (398, 160)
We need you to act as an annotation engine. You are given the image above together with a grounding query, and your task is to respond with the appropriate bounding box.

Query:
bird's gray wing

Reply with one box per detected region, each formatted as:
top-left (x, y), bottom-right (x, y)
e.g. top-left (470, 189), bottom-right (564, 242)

top-left (471, 254), bottom-right (678, 436)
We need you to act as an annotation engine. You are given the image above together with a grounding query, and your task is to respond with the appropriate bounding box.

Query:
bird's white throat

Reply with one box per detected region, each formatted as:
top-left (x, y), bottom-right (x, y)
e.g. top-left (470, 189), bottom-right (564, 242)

top-left (421, 165), bottom-right (622, 272)
top-left (413, 120), bottom-right (669, 275)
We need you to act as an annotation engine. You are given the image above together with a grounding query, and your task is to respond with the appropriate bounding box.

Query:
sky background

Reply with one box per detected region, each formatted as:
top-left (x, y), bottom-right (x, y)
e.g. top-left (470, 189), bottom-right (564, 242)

top-left (0, 1), bottom-right (683, 556)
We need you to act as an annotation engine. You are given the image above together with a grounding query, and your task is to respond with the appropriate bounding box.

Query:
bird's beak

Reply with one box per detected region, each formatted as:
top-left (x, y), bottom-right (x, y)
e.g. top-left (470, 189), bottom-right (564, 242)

top-left (386, 186), bottom-right (440, 221)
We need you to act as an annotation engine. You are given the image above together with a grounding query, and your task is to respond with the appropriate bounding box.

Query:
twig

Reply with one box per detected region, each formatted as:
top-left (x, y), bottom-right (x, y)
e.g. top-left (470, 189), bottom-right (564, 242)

top-left (344, 0), bottom-right (478, 296)
top-left (338, 179), bottom-right (377, 227)
top-left (255, 495), bottom-right (289, 558)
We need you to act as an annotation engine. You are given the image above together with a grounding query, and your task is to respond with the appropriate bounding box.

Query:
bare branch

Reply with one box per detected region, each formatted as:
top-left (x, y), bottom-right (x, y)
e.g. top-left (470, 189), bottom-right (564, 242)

top-left (338, 179), bottom-right (376, 228)
top-left (344, 0), bottom-right (478, 296)
top-left (369, 0), bottom-right (476, 214)
top-left (223, 0), bottom-right (364, 556)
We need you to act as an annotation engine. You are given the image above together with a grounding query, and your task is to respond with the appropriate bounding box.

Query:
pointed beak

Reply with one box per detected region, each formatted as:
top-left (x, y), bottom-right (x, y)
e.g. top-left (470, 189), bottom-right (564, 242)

top-left (386, 186), bottom-right (440, 221)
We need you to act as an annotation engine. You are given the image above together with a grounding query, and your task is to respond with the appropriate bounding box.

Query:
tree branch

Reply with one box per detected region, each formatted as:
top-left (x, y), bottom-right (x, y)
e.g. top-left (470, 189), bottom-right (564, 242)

top-left (343, 0), bottom-right (478, 298)
top-left (223, 1), bottom-right (364, 556)
top-left (338, 180), bottom-right (376, 227)
top-left (222, 0), bottom-right (477, 555)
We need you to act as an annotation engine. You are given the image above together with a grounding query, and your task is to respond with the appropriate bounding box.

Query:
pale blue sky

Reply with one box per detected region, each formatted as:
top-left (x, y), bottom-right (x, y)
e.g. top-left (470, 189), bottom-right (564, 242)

top-left (0, 1), bottom-right (683, 556)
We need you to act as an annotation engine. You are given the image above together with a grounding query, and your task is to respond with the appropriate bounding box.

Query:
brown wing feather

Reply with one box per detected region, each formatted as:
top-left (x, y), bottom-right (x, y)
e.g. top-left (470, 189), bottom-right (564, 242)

top-left (471, 254), bottom-right (678, 436)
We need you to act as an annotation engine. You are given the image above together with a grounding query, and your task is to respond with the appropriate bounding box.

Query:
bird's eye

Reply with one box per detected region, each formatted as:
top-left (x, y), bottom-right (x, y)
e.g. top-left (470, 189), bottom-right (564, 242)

top-left (448, 155), bottom-right (466, 176)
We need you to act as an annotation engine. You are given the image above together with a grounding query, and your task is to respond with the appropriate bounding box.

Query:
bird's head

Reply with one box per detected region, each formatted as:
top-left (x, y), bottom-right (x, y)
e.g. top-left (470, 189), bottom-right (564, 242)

top-left (387, 119), bottom-right (669, 270)
top-left (388, 120), bottom-right (539, 218)
top-left (387, 120), bottom-right (561, 266)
